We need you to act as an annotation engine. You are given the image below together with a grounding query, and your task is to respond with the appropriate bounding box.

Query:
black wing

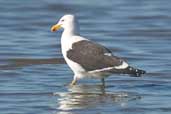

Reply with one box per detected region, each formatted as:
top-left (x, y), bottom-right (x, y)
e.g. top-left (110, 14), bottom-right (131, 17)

top-left (67, 40), bottom-right (124, 71)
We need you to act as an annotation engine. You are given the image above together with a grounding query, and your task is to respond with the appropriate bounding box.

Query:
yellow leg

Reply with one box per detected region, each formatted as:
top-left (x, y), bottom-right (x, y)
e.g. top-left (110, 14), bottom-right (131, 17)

top-left (70, 76), bottom-right (77, 86)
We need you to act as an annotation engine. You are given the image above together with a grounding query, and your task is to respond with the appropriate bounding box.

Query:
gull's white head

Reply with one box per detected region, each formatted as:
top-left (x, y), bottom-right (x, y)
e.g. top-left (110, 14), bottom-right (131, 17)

top-left (51, 14), bottom-right (79, 35)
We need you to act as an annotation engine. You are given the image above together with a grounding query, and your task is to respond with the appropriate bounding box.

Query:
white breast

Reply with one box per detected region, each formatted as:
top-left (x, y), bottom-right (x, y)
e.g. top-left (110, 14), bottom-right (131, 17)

top-left (61, 35), bottom-right (88, 78)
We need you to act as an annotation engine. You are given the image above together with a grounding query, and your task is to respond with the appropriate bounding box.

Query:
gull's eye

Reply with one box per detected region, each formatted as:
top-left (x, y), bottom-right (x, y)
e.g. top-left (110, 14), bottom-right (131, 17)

top-left (61, 19), bottom-right (64, 22)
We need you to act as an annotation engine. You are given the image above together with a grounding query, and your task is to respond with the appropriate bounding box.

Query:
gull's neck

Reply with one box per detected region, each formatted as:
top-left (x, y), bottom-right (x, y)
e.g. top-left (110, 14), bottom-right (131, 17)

top-left (61, 22), bottom-right (80, 55)
top-left (62, 22), bottom-right (80, 38)
top-left (62, 28), bottom-right (79, 38)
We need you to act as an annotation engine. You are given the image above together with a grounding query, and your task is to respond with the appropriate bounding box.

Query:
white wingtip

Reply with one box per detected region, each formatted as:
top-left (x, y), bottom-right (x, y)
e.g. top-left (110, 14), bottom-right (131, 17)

top-left (114, 61), bottom-right (129, 69)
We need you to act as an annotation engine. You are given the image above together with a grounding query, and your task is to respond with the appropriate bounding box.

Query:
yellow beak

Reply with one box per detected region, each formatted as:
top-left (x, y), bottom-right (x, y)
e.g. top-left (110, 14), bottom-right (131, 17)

top-left (51, 24), bottom-right (61, 32)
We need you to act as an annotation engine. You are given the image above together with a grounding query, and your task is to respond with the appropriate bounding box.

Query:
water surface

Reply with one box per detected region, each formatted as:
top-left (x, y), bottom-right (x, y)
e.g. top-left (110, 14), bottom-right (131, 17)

top-left (0, 0), bottom-right (171, 114)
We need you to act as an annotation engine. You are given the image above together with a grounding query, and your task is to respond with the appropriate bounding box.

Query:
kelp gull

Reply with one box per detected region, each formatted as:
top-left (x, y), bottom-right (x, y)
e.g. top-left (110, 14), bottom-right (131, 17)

top-left (51, 14), bottom-right (146, 86)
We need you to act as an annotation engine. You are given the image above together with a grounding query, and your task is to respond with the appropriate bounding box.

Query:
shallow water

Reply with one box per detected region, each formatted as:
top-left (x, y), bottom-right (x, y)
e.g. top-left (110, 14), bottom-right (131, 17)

top-left (0, 0), bottom-right (171, 114)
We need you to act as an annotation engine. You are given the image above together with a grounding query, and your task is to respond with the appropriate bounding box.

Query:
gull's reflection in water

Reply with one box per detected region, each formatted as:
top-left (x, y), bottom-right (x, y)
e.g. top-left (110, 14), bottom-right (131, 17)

top-left (54, 84), bottom-right (141, 113)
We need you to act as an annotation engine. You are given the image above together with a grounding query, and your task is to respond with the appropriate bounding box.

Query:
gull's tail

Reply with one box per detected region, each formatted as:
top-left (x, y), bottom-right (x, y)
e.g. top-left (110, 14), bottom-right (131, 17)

top-left (110, 66), bottom-right (146, 77)
top-left (124, 66), bottom-right (146, 77)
